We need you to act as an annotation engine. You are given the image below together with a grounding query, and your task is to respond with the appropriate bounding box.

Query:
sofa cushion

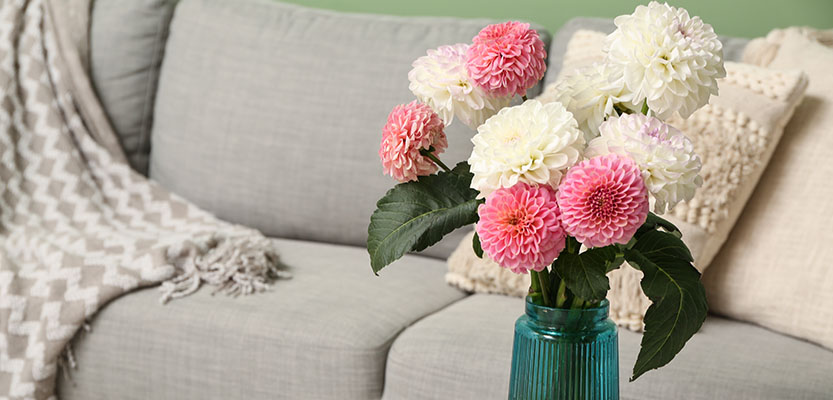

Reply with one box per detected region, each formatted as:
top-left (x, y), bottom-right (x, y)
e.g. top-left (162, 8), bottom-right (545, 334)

top-left (148, 0), bottom-right (550, 260)
top-left (704, 29), bottom-right (833, 351)
top-left (383, 295), bottom-right (833, 400)
top-left (56, 238), bottom-right (466, 400)
top-left (90, 0), bottom-right (179, 174)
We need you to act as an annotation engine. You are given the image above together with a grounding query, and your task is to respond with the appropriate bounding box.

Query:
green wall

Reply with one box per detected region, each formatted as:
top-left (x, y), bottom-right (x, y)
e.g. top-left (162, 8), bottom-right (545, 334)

top-left (281, 0), bottom-right (833, 38)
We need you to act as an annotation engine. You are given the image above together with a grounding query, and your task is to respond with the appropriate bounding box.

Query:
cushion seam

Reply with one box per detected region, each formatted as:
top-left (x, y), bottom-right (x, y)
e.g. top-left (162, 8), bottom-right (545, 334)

top-left (137, 3), bottom-right (174, 174)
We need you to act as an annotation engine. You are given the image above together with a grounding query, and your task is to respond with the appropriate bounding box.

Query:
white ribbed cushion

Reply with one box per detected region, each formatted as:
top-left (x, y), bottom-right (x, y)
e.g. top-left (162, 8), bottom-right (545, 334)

top-left (704, 28), bottom-right (833, 351)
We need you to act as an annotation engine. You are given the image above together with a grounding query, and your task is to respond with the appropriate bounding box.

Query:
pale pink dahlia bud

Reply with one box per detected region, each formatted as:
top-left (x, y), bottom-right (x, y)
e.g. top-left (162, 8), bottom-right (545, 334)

top-left (379, 101), bottom-right (448, 182)
top-left (476, 182), bottom-right (566, 274)
top-left (557, 154), bottom-right (649, 248)
top-left (465, 21), bottom-right (547, 98)
top-left (408, 43), bottom-right (510, 129)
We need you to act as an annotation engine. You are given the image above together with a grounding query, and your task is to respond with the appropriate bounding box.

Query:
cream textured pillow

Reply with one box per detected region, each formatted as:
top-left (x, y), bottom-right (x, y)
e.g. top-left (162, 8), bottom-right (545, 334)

top-left (703, 28), bottom-right (833, 350)
top-left (447, 30), bottom-right (807, 331)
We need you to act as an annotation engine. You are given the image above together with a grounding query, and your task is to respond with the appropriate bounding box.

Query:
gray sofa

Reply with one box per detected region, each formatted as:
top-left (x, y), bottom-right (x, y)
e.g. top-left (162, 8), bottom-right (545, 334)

top-left (57, 0), bottom-right (833, 399)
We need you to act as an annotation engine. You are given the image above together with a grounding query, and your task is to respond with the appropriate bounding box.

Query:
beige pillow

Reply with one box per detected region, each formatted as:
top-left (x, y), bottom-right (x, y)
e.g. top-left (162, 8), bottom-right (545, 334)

top-left (703, 28), bottom-right (833, 350)
top-left (447, 30), bottom-right (807, 331)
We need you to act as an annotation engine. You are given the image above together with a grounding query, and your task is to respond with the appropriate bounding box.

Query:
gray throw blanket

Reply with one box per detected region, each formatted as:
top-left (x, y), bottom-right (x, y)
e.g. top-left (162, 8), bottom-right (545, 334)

top-left (0, 1), bottom-right (287, 398)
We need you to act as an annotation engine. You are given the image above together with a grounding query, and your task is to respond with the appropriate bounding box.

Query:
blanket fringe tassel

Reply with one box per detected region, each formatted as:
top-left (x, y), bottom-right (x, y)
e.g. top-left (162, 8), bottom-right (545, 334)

top-left (57, 323), bottom-right (90, 385)
top-left (58, 236), bottom-right (290, 374)
top-left (158, 235), bottom-right (291, 304)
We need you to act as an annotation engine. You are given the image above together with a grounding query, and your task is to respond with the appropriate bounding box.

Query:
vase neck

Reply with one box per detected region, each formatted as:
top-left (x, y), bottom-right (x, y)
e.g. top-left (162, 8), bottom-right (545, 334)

top-left (524, 297), bottom-right (610, 331)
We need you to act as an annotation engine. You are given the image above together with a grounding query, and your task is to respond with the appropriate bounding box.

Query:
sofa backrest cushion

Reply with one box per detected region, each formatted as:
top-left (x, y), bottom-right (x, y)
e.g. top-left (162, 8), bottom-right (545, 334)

top-left (90, 0), bottom-right (179, 175)
top-left (149, 0), bottom-right (551, 259)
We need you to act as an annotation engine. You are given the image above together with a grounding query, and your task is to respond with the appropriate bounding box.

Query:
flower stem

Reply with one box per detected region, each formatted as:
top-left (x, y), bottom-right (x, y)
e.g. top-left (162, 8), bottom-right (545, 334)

top-left (419, 148), bottom-right (451, 172)
top-left (566, 236), bottom-right (580, 254)
top-left (529, 271), bottom-right (544, 305)
top-left (538, 268), bottom-right (552, 307)
top-left (555, 279), bottom-right (568, 308)
top-left (571, 297), bottom-right (585, 309)
top-left (641, 100), bottom-right (649, 115)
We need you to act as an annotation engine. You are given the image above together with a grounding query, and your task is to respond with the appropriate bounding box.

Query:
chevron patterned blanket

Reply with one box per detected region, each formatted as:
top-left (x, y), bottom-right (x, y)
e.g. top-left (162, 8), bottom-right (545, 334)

top-left (0, 1), bottom-right (286, 398)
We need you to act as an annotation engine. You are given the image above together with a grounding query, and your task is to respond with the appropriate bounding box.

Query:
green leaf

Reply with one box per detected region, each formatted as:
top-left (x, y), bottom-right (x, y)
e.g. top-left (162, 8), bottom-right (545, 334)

top-left (606, 252), bottom-right (626, 273)
top-left (624, 230), bottom-right (708, 381)
top-left (553, 247), bottom-right (613, 302)
top-left (638, 212), bottom-right (682, 238)
top-left (634, 227), bottom-right (693, 262)
top-left (367, 162), bottom-right (480, 274)
top-left (472, 232), bottom-right (484, 258)
top-left (584, 245), bottom-right (625, 273)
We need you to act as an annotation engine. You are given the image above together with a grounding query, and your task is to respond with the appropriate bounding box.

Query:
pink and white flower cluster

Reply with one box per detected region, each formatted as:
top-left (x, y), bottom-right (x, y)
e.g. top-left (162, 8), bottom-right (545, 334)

top-left (378, 5), bottom-right (717, 275)
top-left (381, 21), bottom-right (547, 183)
top-left (474, 149), bottom-right (651, 273)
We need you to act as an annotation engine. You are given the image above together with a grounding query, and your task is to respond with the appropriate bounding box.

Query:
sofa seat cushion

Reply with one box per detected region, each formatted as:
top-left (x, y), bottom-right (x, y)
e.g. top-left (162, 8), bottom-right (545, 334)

top-left (56, 238), bottom-right (466, 400)
top-left (383, 295), bottom-right (833, 400)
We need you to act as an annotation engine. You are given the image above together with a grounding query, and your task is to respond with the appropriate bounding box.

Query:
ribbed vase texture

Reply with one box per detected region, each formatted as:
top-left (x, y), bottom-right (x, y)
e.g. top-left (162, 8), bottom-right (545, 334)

top-left (508, 298), bottom-right (619, 400)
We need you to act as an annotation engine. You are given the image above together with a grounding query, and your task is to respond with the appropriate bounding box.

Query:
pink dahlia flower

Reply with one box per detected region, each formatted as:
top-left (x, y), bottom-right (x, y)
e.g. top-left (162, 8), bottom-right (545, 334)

top-left (476, 182), bottom-right (566, 274)
top-left (465, 21), bottom-right (547, 98)
top-left (380, 101), bottom-right (448, 182)
top-left (557, 154), bottom-right (649, 248)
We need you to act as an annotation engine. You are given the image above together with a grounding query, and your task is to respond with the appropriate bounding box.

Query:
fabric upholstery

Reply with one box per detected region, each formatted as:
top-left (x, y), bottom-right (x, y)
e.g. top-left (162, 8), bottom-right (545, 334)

top-left (56, 238), bottom-right (466, 400)
top-left (544, 17), bottom-right (614, 86)
top-left (148, 0), bottom-right (550, 260)
top-left (90, 0), bottom-right (179, 174)
top-left (0, 1), bottom-right (285, 397)
top-left (383, 294), bottom-right (833, 400)
top-left (703, 28), bottom-right (833, 351)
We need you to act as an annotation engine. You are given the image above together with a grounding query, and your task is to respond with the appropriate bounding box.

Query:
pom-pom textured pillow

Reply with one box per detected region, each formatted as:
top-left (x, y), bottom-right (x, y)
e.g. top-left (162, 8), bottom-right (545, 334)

top-left (447, 30), bottom-right (807, 331)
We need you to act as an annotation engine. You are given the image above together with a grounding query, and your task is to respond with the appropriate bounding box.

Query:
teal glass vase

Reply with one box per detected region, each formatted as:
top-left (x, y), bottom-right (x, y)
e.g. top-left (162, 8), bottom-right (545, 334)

top-left (508, 297), bottom-right (619, 400)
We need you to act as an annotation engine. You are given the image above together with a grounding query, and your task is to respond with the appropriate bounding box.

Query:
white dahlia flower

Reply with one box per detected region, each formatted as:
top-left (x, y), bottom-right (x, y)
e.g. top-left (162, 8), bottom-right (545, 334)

top-left (586, 113), bottom-right (702, 214)
top-left (604, 1), bottom-right (725, 119)
top-left (409, 43), bottom-right (511, 129)
top-left (550, 63), bottom-right (636, 141)
top-left (468, 100), bottom-right (584, 197)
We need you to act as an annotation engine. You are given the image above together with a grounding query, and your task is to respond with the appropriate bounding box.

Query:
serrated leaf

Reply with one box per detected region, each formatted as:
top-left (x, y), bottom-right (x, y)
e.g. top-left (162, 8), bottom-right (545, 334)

top-left (638, 212), bottom-right (682, 238)
top-left (584, 245), bottom-right (625, 273)
top-left (635, 228), bottom-right (693, 262)
top-left (367, 162), bottom-right (480, 274)
top-left (472, 232), bottom-right (484, 258)
top-left (553, 247), bottom-right (612, 302)
top-left (624, 230), bottom-right (707, 381)
top-left (607, 255), bottom-right (625, 273)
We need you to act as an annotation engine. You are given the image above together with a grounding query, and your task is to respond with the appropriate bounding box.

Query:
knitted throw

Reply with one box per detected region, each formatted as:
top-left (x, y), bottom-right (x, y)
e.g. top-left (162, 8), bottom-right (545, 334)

top-left (0, 1), bottom-right (287, 398)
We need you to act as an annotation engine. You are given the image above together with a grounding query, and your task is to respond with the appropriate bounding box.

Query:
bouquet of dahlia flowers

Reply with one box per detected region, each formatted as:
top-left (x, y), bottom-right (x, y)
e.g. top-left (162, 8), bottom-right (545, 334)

top-left (368, 2), bottom-right (724, 380)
